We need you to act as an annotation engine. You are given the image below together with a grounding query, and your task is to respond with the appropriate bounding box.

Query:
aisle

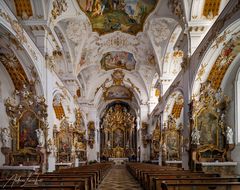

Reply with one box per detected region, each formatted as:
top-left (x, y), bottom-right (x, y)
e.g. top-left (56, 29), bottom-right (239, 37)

top-left (99, 165), bottom-right (142, 190)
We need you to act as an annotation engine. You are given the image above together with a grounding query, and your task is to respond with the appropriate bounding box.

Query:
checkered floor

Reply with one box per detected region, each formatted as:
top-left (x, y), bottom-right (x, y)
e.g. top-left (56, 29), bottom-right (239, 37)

top-left (99, 165), bottom-right (142, 190)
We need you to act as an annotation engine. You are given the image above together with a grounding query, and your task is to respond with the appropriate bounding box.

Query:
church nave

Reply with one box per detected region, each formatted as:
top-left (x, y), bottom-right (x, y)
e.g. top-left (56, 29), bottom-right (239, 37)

top-left (99, 165), bottom-right (142, 190)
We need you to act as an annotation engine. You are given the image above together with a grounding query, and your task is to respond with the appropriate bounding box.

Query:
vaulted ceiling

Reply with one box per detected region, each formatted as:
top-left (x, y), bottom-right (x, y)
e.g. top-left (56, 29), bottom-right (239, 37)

top-left (1, 0), bottom-right (230, 113)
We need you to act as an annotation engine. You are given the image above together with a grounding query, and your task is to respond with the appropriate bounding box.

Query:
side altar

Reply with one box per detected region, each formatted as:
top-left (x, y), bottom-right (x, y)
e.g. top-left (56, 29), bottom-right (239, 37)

top-left (190, 81), bottom-right (236, 175)
top-left (196, 161), bottom-right (237, 176)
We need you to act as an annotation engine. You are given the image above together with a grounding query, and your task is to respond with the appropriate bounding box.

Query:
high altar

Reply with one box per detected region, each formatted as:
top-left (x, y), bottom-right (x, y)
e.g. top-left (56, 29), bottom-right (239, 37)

top-left (100, 104), bottom-right (137, 160)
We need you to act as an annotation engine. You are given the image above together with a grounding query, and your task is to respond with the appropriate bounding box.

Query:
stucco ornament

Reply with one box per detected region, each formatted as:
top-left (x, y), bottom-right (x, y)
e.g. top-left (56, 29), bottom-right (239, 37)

top-left (66, 20), bottom-right (88, 45)
top-left (51, 0), bottom-right (67, 19)
top-left (150, 19), bottom-right (170, 46)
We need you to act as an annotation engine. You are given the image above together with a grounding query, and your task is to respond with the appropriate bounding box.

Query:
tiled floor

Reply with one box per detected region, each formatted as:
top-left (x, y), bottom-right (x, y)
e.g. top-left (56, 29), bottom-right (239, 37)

top-left (99, 165), bottom-right (142, 190)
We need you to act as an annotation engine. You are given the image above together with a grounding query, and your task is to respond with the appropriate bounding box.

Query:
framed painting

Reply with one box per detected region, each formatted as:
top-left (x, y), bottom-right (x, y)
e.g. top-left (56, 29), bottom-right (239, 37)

top-left (113, 128), bottom-right (124, 148)
top-left (17, 110), bottom-right (39, 150)
top-left (195, 108), bottom-right (219, 146)
top-left (101, 51), bottom-right (136, 71)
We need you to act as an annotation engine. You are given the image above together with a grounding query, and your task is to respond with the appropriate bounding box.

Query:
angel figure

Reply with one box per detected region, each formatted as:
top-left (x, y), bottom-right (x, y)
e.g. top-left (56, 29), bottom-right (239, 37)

top-left (191, 127), bottom-right (200, 145)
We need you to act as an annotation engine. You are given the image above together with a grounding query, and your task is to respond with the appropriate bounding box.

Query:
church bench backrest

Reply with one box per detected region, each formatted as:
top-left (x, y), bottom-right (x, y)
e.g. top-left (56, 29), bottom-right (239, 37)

top-left (160, 181), bottom-right (240, 190)
top-left (41, 172), bottom-right (97, 187)
top-left (1, 184), bottom-right (79, 190)
top-left (153, 177), bottom-right (240, 190)
top-left (37, 175), bottom-right (95, 190)
top-left (146, 172), bottom-right (220, 190)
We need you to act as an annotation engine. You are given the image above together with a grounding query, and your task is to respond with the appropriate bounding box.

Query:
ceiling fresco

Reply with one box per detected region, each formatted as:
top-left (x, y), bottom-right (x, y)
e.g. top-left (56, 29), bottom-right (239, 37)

top-left (101, 51), bottom-right (136, 71)
top-left (77, 0), bottom-right (159, 35)
top-left (104, 85), bottom-right (133, 100)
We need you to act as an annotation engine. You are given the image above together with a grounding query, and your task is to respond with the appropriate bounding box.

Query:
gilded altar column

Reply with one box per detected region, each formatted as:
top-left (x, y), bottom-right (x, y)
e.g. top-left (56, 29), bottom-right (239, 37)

top-left (104, 129), bottom-right (108, 148)
top-left (129, 128), bottom-right (132, 149)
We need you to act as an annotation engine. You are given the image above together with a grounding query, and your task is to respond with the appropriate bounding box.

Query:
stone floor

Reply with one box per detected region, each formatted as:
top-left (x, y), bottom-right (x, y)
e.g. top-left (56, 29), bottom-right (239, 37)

top-left (99, 165), bottom-right (142, 190)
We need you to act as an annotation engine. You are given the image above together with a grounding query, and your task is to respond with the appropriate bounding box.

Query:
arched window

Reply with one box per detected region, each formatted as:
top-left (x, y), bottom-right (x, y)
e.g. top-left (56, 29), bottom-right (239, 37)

top-left (235, 67), bottom-right (240, 143)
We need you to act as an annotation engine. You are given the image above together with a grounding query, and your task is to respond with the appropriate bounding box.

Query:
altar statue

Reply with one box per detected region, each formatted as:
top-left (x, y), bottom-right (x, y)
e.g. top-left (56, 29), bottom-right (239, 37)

top-left (36, 128), bottom-right (45, 147)
top-left (226, 126), bottom-right (234, 144)
top-left (191, 127), bottom-right (200, 145)
top-left (0, 128), bottom-right (11, 148)
top-left (47, 138), bottom-right (53, 153)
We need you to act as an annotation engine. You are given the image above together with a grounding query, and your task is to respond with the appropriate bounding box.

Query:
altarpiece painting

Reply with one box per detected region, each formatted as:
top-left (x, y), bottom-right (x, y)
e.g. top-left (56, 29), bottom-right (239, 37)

top-left (18, 111), bottom-right (39, 150)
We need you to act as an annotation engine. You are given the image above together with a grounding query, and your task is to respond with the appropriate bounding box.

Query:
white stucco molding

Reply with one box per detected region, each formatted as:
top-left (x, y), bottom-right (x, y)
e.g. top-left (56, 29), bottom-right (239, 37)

top-left (0, 1), bottom-right (45, 93)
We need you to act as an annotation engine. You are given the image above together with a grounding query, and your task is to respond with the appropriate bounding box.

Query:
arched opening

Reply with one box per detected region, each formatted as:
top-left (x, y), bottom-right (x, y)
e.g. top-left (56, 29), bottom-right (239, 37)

top-left (99, 102), bottom-right (137, 161)
top-left (162, 91), bottom-right (184, 166)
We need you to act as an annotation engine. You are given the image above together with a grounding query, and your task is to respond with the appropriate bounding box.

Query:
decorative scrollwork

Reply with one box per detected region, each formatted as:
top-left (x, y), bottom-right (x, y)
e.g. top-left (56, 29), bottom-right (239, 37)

top-left (88, 121), bottom-right (95, 149)
top-left (51, 0), bottom-right (67, 19)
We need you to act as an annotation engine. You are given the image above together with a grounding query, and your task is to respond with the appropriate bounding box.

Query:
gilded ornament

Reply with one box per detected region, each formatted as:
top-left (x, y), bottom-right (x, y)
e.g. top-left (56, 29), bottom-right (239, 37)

top-left (212, 30), bottom-right (230, 49)
top-left (51, 0), bottom-right (67, 19)
top-left (196, 63), bottom-right (207, 81)
top-left (88, 121), bottom-right (95, 149)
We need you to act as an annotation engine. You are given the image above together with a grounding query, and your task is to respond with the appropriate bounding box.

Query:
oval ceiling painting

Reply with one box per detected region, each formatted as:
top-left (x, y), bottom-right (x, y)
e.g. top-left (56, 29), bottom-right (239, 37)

top-left (101, 51), bottom-right (136, 71)
top-left (77, 0), bottom-right (159, 35)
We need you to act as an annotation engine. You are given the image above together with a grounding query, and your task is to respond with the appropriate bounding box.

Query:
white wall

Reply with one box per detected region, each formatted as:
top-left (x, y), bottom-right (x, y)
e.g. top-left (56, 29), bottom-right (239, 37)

top-left (222, 55), bottom-right (240, 175)
top-left (0, 64), bottom-right (15, 165)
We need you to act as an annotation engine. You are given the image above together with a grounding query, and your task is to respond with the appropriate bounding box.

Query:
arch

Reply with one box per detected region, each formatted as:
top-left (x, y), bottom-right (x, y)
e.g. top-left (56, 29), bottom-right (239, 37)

top-left (99, 102), bottom-right (137, 160)
top-left (162, 24), bottom-right (183, 77)
top-left (234, 58), bottom-right (240, 143)
top-left (192, 19), bottom-right (240, 99)
top-left (0, 17), bottom-right (45, 96)
top-left (149, 72), bottom-right (160, 112)
top-left (163, 90), bottom-right (184, 125)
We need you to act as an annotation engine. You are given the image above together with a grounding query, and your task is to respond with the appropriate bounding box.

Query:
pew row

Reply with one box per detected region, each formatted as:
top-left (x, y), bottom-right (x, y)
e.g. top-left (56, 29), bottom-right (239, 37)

top-left (126, 163), bottom-right (240, 190)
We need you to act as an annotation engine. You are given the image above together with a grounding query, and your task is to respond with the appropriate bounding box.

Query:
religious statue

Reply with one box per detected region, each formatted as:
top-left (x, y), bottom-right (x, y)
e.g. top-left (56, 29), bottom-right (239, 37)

top-left (71, 144), bottom-right (75, 153)
top-left (168, 114), bottom-right (176, 128)
top-left (226, 126), bottom-right (234, 144)
top-left (107, 140), bottom-right (111, 148)
top-left (35, 128), bottom-right (45, 147)
top-left (191, 127), bottom-right (200, 145)
top-left (0, 128), bottom-right (11, 148)
top-left (47, 139), bottom-right (52, 153)
top-left (47, 138), bottom-right (56, 154)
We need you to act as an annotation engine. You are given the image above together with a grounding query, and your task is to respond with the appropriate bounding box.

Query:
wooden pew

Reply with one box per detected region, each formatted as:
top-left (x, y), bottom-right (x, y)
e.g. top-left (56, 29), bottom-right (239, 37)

top-left (147, 172), bottom-right (219, 190)
top-left (161, 181), bottom-right (240, 190)
top-left (126, 163), bottom-right (240, 190)
top-left (1, 184), bottom-right (80, 189)
top-left (0, 177), bottom-right (89, 190)
top-left (40, 172), bottom-right (96, 189)
top-left (0, 162), bottom-right (113, 190)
